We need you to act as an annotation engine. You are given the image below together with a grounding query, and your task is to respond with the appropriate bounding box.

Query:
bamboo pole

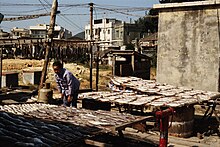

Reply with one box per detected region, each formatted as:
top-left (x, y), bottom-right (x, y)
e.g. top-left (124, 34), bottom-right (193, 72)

top-left (39, 0), bottom-right (58, 89)
top-left (89, 3), bottom-right (93, 90)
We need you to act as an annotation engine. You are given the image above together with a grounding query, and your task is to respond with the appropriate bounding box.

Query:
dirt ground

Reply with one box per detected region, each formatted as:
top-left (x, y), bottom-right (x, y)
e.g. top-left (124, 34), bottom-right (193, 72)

top-left (2, 59), bottom-right (156, 91)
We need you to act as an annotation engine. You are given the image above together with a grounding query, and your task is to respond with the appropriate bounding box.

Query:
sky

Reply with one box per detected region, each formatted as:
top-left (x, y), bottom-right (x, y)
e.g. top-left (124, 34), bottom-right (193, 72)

top-left (0, 0), bottom-right (159, 35)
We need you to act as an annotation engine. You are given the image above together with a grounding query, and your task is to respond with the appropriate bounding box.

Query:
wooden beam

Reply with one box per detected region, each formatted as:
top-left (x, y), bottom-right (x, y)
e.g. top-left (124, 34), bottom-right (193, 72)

top-left (0, 38), bottom-right (46, 45)
top-left (110, 116), bottom-right (153, 135)
top-left (39, 0), bottom-right (58, 89)
top-left (84, 139), bottom-right (113, 147)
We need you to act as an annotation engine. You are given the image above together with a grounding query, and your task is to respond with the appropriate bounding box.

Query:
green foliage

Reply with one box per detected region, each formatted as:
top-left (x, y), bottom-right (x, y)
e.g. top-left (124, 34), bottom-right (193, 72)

top-left (125, 43), bottom-right (135, 50)
top-left (151, 47), bottom-right (157, 68)
top-left (135, 9), bottom-right (158, 33)
top-left (78, 54), bottom-right (89, 64)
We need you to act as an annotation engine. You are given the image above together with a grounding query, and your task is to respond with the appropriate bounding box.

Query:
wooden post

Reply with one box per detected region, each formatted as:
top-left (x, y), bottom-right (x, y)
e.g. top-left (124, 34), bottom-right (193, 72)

top-left (95, 45), bottom-right (99, 91)
top-left (0, 46), bottom-right (2, 88)
top-left (131, 53), bottom-right (135, 74)
top-left (39, 0), bottom-right (58, 89)
top-left (112, 55), bottom-right (116, 76)
top-left (89, 3), bottom-right (93, 90)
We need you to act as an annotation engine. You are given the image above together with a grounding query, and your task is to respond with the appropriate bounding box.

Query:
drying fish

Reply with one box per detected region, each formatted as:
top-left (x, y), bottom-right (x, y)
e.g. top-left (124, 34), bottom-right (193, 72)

top-left (129, 96), bottom-right (161, 106)
top-left (37, 135), bottom-right (58, 145)
top-left (0, 122), bottom-right (5, 128)
top-left (14, 142), bottom-right (35, 147)
top-left (196, 94), bottom-right (209, 101)
top-left (88, 120), bottom-right (110, 126)
top-left (25, 137), bottom-right (44, 144)
top-left (150, 101), bottom-right (166, 107)
top-left (114, 96), bottom-right (137, 104)
top-left (27, 126), bottom-right (45, 135)
top-left (157, 91), bottom-right (176, 97)
top-left (0, 136), bottom-right (19, 144)
top-left (46, 124), bottom-right (61, 131)
top-left (43, 132), bottom-right (67, 143)
top-left (4, 125), bottom-right (23, 135)
top-left (49, 130), bottom-right (72, 140)
top-left (0, 116), bottom-right (17, 126)
top-left (0, 129), bottom-right (5, 136)
top-left (18, 128), bottom-right (39, 137)
top-left (0, 128), bottom-right (26, 141)
top-left (0, 106), bottom-right (95, 146)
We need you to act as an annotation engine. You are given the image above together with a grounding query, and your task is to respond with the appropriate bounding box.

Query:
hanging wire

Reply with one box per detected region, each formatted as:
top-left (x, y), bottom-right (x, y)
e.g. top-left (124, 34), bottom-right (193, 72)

top-left (38, 0), bottom-right (50, 13)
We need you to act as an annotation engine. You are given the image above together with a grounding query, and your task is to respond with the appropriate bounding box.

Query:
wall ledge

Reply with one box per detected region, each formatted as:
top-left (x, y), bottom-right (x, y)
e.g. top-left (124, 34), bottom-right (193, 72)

top-left (153, 1), bottom-right (220, 9)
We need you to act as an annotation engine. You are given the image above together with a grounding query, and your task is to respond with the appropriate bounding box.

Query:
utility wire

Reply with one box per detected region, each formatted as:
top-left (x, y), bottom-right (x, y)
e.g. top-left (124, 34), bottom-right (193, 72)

top-left (95, 6), bottom-right (144, 17)
top-left (1, 8), bottom-right (46, 14)
top-left (95, 4), bottom-right (152, 11)
top-left (42, 0), bottom-right (51, 6)
top-left (0, 3), bottom-right (88, 7)
top-left (57, 14), bottom-right (84, 31)
top-left (38, 0), bottom-right (49, 13)
top-left (37, 0), bottom-right (84, 31)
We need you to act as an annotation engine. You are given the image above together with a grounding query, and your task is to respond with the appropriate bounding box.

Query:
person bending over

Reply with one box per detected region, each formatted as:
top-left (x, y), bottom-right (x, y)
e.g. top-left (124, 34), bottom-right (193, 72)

top-left (53, 61), bottom-right (80, 107)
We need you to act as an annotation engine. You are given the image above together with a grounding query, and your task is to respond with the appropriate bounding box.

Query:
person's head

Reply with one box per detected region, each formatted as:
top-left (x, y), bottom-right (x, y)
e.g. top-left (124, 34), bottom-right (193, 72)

top-left (52, 61), bottom-right (63, 74)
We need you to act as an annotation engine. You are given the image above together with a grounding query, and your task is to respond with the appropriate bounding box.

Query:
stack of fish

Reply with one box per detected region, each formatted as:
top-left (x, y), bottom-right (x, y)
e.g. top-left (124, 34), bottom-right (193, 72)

top-left (0, 109), bottom-right (92, 146)
top-left (0, 103), bottom-right (57, 115)
top-left (79, 76), bottom-right (220, 108)
top-left (0, 103), bottom-right (144, 133)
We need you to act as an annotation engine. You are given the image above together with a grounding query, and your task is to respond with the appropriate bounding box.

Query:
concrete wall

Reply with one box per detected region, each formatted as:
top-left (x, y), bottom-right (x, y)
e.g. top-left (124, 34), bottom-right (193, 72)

top-left (155, 2), bottom-right (220, 91)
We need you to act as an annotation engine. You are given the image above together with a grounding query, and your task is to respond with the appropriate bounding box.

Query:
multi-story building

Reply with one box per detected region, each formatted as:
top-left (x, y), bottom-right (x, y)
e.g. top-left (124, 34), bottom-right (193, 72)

top-left (85, 18), bottom-right (142, 50)
top-left (0, 29), bottom-right (10, 38)
top-left (11, 27), bottom-right (30, 38)
top-left (30, 24), bottom-right (72, 39)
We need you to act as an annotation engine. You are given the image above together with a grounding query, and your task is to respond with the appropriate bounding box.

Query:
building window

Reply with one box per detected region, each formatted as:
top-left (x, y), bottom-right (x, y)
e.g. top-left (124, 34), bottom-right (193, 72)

top-left (95, 29), bottom-right (98, 35)
top-left (94, 19), bottom-right (102, 24)
top-left (108, 29), bottom-right (110, 34)
top-left (120, 31), bottom-right (123, 38)
top-left (115, 30), bottom-right (119, 38)
top-left (86, 29), bottom-right (90, 35)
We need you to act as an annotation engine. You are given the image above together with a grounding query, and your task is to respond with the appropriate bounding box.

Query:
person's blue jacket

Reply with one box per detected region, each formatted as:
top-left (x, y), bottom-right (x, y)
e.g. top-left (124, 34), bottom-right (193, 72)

top-left (54, 68), bottom-right (80, 96)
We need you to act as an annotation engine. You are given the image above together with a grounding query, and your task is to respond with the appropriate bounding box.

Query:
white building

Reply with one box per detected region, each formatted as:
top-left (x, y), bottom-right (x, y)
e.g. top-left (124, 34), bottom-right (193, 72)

top-left (11, 27), bottom-right (30, 38)
top-left (85, 18), bottom-right (142, 50)
top-left (30, 24), bottom-right (72, 39)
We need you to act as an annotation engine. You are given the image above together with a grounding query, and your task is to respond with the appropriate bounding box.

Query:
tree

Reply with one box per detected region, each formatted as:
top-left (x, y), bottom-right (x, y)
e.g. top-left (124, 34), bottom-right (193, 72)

top-left (135, 9), bottom-right (158, 34)
top-left (125, 43), bottom-right (135, 50)
top-left (0, 13), bottom-right (4, 24)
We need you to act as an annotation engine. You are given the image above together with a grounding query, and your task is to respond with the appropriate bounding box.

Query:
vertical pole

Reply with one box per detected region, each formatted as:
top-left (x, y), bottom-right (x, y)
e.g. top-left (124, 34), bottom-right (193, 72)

top-left (39, 0), bottom-right (58, 89)
top-left (156, 108), bottom-right (174, 147)
top-left (131, 53), bottom-right (135, 74)
top-left (112, 55), bottom-right (116, 76)
top-left (159, 117), bottom-right (169, 147)
top-left (95, 45), bottom-right (99, 91)
top-left (0, 46), bottom-right (2, 88)
top-left (89, 3), bottom-right (93, 90)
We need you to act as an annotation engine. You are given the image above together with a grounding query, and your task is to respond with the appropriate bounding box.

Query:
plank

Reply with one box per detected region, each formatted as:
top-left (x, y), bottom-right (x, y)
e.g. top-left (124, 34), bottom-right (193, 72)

top-left (84, 139), bottom-right (113, 147)
top-left (112, 116), bottom-right (153, 133)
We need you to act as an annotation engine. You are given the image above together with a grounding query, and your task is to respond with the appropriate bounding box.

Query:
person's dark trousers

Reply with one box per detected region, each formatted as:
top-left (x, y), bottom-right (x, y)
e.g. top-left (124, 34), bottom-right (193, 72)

top-left (71, 91), bottom-right (78, 108)
top-left (63, 92), bottom-right (78, 108)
